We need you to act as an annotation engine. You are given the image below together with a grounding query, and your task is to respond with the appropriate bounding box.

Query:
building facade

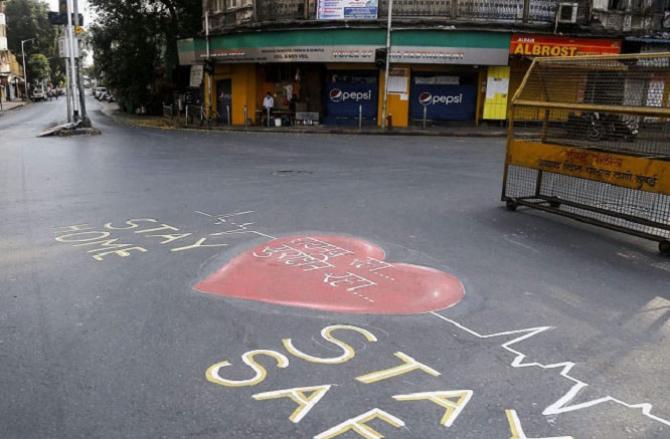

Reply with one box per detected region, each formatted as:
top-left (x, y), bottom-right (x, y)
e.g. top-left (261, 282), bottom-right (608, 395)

top-left (178, 0), bottom-right (670, 127)
top-left (0, 1), bottom-right (24, 102)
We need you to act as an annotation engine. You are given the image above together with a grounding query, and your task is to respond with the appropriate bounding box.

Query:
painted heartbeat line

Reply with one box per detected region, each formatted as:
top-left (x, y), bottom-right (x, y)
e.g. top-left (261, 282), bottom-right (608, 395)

top-left (430, 311), bottom-right (670, 428)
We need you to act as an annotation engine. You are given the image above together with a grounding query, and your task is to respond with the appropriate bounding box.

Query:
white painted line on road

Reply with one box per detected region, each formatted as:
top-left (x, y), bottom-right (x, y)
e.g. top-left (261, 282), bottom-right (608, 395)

top-left (430, 311), bottom-right (670, 428)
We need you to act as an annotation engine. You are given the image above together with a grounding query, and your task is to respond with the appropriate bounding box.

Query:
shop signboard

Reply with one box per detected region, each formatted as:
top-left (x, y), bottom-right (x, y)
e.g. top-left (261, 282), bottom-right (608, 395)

top-left (317, 0), bottom-right (379, 20)
top-left (410, 84), bottom-right (476, 121)
top-left (178, 31), bottom-right (510, 66)
top-left (189, 65), bottom-right (204, 88)
top-left (325, 82), bottom-right (378, 123)
top-left (510, 34), bottom-right (622, 57)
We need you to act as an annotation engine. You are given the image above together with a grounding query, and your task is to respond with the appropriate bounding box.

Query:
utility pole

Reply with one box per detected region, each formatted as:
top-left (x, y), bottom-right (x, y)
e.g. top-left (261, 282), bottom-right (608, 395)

top-left (66, 0), bottom-right (79, 121)
top-left (73, 0), bottom-right (90, 126)
top-left (21, 38), bottom-right (34, 101)
top-left (205, 10), bottom-right (212, 119)
top-left (381, 0), bottom-right (393, 130)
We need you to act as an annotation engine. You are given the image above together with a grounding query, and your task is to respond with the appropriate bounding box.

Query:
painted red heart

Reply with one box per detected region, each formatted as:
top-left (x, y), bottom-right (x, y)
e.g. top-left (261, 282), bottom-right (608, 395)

top-left (194, 235), bottom-right (464, 315)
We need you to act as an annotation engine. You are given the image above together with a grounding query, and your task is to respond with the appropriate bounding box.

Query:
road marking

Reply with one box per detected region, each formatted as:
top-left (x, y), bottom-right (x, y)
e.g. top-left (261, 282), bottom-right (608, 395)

top-left (430, 311), bottom-right (670, 427)
top-left (253, 385), bottom-right (333, 424)
top-left (314, 408), bottom-right (406, 439)
top-left (393, 390), bottom-right (473, 428)
top-left (506, 409), bottom-right (574, 439)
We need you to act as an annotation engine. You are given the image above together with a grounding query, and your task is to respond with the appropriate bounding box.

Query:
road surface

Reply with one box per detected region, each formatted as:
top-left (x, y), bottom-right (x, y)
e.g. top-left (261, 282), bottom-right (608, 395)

top-left (1, 99), bottom-right (669, 438)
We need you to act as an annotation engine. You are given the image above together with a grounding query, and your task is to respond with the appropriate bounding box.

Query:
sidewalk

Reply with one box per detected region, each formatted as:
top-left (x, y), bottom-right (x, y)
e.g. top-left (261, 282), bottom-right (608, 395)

top-left (99, 102), bottom-right (507, 138)
top-left (0, 100), bottom-right (27, 113)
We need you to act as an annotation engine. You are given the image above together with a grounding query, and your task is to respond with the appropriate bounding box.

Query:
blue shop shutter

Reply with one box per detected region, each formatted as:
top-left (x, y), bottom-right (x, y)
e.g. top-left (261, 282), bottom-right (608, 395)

top-left (410, 84), bottom-right (476, 121)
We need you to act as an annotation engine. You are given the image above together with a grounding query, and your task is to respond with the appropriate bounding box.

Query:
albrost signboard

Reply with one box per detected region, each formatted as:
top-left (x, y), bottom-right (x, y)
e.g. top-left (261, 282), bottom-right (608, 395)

top-left (510, 34), bottom-right (622, 57)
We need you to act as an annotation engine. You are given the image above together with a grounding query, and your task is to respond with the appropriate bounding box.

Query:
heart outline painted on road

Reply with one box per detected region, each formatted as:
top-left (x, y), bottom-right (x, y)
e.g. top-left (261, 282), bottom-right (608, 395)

top-left (195, 235), bottom-right (465, 315)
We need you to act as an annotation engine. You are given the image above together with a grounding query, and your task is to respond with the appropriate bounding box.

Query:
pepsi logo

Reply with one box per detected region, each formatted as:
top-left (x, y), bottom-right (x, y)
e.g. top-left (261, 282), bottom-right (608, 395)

top-left (418, 92), bottom-right (464, 106)
top-left (329, 88), bottom-right (344, 103)
top-left (419, 92), bottom-right (432, 106)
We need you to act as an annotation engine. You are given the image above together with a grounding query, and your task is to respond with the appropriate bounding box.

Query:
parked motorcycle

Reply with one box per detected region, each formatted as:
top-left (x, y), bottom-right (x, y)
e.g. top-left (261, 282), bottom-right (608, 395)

top-left (567, 112), bottom-right (638, 142)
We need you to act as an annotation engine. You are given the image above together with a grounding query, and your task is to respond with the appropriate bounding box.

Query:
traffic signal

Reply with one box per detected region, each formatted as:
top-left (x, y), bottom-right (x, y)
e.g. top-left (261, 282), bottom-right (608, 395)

top-left (375, 48), bottom-right (387, 68)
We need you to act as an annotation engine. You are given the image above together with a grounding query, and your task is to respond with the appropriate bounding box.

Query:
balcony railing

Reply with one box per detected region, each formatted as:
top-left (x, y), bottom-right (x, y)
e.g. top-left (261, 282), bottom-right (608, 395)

top-left (208, 0), bottom-right (664, 32)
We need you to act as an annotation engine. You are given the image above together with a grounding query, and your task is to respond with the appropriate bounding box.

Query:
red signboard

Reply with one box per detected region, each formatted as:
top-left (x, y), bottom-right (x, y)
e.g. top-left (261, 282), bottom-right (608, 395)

top-left (510, 34), bottom-right (621, 57)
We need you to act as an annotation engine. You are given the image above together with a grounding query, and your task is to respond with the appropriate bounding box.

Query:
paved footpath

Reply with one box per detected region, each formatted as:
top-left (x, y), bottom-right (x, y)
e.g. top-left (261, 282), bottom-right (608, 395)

top-left (0, 99), bottom-right (668, 438)
top-left (0, 100), bottom-right (26, 113)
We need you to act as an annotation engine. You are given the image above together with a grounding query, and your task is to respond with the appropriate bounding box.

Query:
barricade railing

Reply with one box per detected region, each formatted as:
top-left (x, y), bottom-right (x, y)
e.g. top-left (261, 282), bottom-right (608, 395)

top-left (502, 52), bottom-right (670, 255)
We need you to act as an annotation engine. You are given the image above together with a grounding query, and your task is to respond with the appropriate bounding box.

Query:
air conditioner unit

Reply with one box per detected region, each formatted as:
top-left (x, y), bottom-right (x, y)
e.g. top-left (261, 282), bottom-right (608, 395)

top-left (557, 3), bottom-right (579, 23)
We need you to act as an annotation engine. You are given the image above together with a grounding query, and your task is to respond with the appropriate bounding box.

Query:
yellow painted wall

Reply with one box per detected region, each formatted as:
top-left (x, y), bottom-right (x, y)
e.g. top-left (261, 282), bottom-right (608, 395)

top-left (209, 64), bottom-right (257, 125)
top-left (377, 67), bottom-right (410, 128)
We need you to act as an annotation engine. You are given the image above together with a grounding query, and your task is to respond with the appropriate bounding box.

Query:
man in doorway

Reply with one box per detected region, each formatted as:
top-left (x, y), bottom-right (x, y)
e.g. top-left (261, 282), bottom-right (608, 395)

top-left (263, 92), bottom-right (274, 127)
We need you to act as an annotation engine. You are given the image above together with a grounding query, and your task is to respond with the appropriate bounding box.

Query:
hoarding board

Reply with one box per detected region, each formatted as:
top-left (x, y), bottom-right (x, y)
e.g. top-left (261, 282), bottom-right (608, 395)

top-left (317, 0), bottom-right (379, 20)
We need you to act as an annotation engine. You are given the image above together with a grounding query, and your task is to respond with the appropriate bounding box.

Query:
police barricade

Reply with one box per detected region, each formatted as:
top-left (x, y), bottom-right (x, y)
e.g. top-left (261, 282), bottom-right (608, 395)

top-left (502, 53), bottom-right (670, 255)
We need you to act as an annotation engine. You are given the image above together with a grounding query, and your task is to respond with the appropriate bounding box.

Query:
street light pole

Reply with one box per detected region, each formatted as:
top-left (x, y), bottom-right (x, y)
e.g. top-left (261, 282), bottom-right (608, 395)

top-left (381, 0), bottom-right (393, 129)
top-left (21, 38), bottom-right (34, 101)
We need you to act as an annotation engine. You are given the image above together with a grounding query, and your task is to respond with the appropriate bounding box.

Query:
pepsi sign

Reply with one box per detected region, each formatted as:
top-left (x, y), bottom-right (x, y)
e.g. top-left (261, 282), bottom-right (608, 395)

top-left (325, 82), bottom-right (378, 125)
top-left (329, 88), bottom-right (374, 103)
top-left (411, 84), bottom-right (476, 121)
top-left (418, 92), bottom-right (464, 107)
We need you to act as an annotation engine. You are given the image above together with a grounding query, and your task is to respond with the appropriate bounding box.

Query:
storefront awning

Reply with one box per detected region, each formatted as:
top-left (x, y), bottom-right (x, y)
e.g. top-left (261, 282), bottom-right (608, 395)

top-left (179, 30), bottom-right (511, 66)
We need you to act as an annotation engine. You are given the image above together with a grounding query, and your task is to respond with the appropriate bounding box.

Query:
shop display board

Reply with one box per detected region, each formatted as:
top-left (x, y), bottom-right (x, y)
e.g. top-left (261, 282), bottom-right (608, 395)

top-left (410, 84), bottom-right (476, 121)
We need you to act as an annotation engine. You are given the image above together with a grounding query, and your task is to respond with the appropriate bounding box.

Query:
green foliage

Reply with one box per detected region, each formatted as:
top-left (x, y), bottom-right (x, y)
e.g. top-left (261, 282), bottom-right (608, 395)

top-left (4, 0), bottom-right (66, 85)
top-left (27, 53), bottom-right (51, 82)
top-left (89, 0), bottom-right (202, 114)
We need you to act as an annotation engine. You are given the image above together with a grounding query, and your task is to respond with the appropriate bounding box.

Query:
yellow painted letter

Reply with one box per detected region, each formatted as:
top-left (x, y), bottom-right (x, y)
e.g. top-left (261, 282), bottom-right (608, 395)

top-left (356, 352), bottom-right (440, 384)
top-left (206, 350), bottom-right (289, 388)
top-left (55, 231), bottom-right (111, 243)
top-left (392, 390), bottom-right (473, 427)
top-left (506, 410), bottom-right (574, 439)
top-left (314, 408), bottom-right (405, 439)
top-left (282, 324), bottom-right (377, 365)
top-left (252, 385), bottom-right (331, 423)
top-left (104, 219), bottom-right (158, 230)
top-left (91, 246), bottom-right (147, 261)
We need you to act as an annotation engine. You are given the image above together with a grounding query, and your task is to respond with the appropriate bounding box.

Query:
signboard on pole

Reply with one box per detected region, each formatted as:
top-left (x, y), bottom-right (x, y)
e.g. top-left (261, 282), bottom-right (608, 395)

top-left (189, 65), bottom-right (204, 88)
top-left (317, 0), bottom-right (378, 20)
top-left (58, 36), bottom-right (79, 58)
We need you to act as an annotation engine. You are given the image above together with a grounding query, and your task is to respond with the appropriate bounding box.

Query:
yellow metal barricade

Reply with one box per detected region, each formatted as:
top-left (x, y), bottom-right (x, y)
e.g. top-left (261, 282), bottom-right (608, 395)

top-left (502, 53), bottom-right (670, 255)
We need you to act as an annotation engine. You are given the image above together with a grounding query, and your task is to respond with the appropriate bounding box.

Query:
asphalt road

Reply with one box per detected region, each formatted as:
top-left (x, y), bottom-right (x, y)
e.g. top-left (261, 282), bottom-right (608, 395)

top-left (1, 98), bottom-right (669, 439)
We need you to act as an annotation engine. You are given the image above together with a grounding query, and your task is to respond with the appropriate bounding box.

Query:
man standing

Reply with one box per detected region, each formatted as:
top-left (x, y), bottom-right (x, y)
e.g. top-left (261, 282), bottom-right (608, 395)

top-left (263, 92), bottom-right (274, 127)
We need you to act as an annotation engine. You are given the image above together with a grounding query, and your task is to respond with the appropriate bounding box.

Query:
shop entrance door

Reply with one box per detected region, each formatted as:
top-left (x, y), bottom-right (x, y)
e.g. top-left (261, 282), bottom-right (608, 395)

top-left (216, 79), bottom-right (232, 124)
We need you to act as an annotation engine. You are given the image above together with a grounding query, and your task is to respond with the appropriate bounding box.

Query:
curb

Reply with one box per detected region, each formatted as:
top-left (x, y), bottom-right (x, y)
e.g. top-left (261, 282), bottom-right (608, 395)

top-left (100, 107), bottom-right (507, 138)
top-left (0, 101), bottom-right (28, 114)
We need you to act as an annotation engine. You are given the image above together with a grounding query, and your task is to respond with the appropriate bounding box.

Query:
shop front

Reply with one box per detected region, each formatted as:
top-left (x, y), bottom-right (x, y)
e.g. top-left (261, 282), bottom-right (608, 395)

top-left (178, 29), bottom-right (510, 127)
top-left (324, 68), bottom-right (378, 125)
top-left (409, 71), bottom-right (478, 125)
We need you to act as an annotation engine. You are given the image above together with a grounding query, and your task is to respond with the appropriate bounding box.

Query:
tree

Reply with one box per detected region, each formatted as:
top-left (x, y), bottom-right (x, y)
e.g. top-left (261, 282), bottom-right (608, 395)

top-left (27, 53), bottom-right (51, 83)
top-left (89, 0), bottom-right (201, 113)
top-left (4, 0), bottom-right (65, 85)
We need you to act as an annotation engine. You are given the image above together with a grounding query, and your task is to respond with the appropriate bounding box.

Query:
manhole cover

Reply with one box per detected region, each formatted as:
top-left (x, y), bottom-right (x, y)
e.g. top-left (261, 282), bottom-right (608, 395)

top-left (272, 170), bottom-right (313, 176)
